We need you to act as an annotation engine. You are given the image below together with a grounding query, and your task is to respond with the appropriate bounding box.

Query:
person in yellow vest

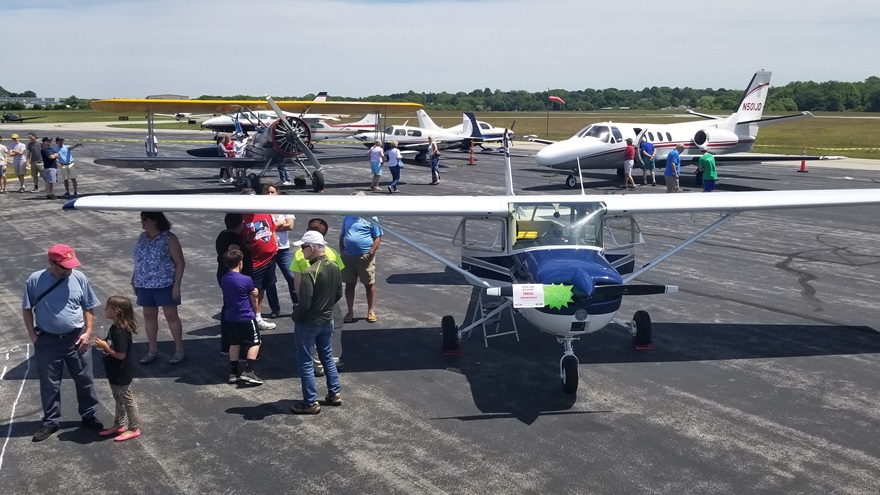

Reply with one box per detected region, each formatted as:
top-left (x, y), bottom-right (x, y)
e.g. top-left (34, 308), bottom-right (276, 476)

top-left (290, 218), bottom-right (345, 374)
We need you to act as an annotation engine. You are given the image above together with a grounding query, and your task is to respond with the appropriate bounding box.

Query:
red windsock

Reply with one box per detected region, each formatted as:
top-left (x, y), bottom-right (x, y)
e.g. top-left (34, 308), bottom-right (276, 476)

top-left (549, 96), bottom-right (565, 104)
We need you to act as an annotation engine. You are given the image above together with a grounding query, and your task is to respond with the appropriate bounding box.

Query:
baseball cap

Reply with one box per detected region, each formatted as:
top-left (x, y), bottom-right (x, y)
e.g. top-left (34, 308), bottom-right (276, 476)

top-left (48, 244), bottom-right (81, 269)
top-left (41, 137), bottom-right (51, 143)
top-left (11, 133), bottom-right (19, 139)
top-left (292, 230), bottom-right (327, 247)
top-left (55, 136), bottom-right (64, 141)
top-left (625, 137), bottom-right (633, 143)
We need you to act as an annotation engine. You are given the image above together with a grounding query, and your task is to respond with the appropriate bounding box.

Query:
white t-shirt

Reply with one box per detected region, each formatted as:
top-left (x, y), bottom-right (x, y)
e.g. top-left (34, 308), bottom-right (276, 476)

top-left (11, 143), bottom-right (26, 166)
top-left (233, 138), bottom-right (248, 158)
top-left (369, 145), bottom-right (384, 162)
top-left (0, 144), bottom-right (8, 165)
top-left (387, 148), bottom-right (402, 166)
top-left (273, 214), bottom-right (296, 249)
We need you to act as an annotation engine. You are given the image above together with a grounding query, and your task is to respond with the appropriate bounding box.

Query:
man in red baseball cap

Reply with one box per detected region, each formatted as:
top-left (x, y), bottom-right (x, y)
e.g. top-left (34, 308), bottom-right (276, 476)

top-left (22, 243), bottom-right (103, 442)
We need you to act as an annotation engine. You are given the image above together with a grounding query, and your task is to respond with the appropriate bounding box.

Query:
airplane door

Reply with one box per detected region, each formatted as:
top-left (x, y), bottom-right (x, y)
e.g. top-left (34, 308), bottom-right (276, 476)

top-left (634, 128), bottom-right (649, 166)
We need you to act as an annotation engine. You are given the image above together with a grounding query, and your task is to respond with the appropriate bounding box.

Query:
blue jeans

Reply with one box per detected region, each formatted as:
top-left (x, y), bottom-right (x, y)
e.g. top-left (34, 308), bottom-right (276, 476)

top-left (295, 320), bottom-right (340, 404)
top-left (430, 156), bottom-right (440, 182)
top-left (277, 164), bottom-right (291, 183)
top-left (35, 329), bottom-right (99, 427)
top-left (266, 248), bottom-right (297, 313)
top-left (389, 165), bottom-right (401, 190)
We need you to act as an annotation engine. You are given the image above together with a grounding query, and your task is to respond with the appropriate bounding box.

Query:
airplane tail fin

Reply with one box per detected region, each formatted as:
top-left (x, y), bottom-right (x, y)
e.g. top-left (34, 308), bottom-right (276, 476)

top-left (464, 113), bottom-right (483, 139)
top-left (347, 113), bottom-right (378, 127)
top-left (417, 110), bottom-right (441, 131)
top-left (234, 118), bottom-right (244, 136)
top-left (313, 91), bottom-right (328, 102)
top-left (729, 70), bottom-right (772, 125)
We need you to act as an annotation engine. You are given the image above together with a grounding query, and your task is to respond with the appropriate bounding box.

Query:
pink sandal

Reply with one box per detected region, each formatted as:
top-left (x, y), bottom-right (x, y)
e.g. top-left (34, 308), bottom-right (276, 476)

top-left (114, 429), bottom-right (141, 442)
top-left (99, 426), bottom-right (126, 437)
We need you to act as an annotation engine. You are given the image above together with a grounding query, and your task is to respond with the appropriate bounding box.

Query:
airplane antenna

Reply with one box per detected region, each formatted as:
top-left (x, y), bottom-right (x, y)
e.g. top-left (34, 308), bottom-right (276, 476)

top-left (503, 129), bottom-right (515, 196)
top-left (576, 157), bottom-right (585, 195)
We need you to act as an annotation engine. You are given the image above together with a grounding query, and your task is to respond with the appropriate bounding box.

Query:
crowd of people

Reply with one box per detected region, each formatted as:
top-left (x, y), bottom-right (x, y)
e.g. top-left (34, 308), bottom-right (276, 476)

top-left (0, 134), bottom-right (82, 199)
top-left (21, 201), bottom-right (384, 442)
top-left (626, 139), bottom-right (718, 193)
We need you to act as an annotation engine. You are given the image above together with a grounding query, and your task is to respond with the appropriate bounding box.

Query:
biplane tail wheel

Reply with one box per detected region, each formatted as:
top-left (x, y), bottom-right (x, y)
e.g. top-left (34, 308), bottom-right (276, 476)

top-left (561, 354), bottom-right (579, 394)
top-left (632, 310), bottom-right (652, 346)
top-left (269, 116), bottom-right (312, 157)
top-left (565, 175), bottom-right (577, 188)
top-left (441, 315), bottom-right (460, 353)
top-left (312, 170), bottom-right (325, 193)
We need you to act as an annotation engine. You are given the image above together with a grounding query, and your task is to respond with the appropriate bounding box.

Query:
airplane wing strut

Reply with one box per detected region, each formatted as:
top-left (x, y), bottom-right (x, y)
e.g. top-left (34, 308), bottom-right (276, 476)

top-left (621, 212), bottom-right (739, 284)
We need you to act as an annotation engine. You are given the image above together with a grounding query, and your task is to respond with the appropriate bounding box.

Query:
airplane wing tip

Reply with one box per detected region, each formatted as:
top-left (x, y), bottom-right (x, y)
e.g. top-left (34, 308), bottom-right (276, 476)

top-left (62, 199), bottom-right (79, 211)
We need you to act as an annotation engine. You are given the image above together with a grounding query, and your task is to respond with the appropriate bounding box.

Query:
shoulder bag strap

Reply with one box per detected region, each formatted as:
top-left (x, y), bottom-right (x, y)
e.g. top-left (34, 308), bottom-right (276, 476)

top-left (32, 277), bottom-right (66, 310)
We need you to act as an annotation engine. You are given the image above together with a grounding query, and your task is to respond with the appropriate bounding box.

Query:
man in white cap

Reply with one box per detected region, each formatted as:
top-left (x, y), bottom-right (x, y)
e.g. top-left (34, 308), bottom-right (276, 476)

top-left (289, 230), bottom-right (343, 414)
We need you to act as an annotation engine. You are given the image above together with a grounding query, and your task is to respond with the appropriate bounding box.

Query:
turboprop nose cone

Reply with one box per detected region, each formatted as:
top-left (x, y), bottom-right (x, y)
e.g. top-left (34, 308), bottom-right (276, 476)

top-left (536, 139), bottom-right (579, 167)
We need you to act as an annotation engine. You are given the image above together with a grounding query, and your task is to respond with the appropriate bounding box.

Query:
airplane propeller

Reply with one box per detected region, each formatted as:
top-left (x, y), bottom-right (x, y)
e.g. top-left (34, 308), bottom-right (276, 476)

top-left (266, 96), bottom-right (312, 157)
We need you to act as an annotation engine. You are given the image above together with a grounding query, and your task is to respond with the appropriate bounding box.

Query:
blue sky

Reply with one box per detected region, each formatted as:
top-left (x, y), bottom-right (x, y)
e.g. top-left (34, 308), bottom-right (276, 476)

top-left (6, 0), bottom-right (880, 99)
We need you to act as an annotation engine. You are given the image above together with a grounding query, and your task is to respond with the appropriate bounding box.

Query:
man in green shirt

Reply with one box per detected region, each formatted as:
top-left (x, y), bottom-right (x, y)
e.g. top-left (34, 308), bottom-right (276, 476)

top-left (698, 144), bottom-right (717, 192)
top-left (290, 218), bottom-right (345, 374)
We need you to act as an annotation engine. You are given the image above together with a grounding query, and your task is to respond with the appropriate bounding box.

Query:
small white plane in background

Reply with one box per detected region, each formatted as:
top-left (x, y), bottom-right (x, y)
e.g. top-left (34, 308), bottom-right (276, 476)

top-left (418, 110), bottom-right (514, 145)
top-left (533, 70), bottom-right (844, 188)
top-left (200, 92), bottom-right (351, 134)
top-left (65, 133), bottom-right (880, 395)
top-left (353, 113), bottom-right (484, 159)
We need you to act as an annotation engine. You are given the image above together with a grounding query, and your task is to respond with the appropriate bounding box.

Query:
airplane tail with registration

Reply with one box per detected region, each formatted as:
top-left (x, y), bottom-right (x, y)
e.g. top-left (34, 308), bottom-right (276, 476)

top-left (728, 70), bottom-right (771, 126)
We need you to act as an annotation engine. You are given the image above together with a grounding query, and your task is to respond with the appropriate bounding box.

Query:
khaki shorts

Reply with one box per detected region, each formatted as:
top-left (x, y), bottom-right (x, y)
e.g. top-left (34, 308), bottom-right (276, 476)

top-left (31, 161), bottom-right (44, 178)
top-left (341, 252), bottom-right (376, 285)
top-left (60, 162), bottom-right (77, 180)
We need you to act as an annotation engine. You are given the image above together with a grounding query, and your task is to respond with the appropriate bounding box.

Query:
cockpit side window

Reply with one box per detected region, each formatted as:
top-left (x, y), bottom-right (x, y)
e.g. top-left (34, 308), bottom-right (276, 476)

top-left (407, 130), bottom-right (422, 137)
top-left (611, 127), bottom-right (623, 143)
top-left (394, 128), bottom-right (406, 136)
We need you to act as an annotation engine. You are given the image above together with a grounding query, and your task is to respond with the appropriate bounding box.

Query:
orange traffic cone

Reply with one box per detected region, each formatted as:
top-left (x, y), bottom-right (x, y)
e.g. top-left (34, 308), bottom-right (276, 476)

top-left (798, 145), bottom-right (808, 173)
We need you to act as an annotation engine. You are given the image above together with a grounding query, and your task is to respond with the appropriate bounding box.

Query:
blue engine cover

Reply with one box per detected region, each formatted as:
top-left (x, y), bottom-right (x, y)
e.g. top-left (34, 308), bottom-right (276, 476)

top-left (516, 249), bottom-right (623, 296)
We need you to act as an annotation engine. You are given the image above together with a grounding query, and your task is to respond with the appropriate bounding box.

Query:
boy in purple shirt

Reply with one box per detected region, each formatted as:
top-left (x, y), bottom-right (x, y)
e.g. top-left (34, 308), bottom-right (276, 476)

top-left (220, 250), bottom-right (263, 385)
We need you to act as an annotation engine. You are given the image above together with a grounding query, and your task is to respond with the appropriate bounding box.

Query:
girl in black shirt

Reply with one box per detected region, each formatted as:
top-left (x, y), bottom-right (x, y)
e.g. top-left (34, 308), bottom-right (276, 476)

top-left (94, 296), bottom-right (141, 441)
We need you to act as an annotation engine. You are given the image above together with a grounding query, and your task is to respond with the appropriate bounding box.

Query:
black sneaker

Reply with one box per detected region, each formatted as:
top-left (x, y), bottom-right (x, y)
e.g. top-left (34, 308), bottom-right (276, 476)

top-left (32, 425), bottom-right (59, 442)
top-left (335, 359), bottom-right (345, 371)
top-left (238, 370), bottom-right (263, 385)
top-left (228, 373), bottom-right (239, 384)
top-left (324, 392), bottom-right (342, 406)
top-left (388, 186), bottom-right (393, 194)
top-left (81, 418), bottom-right (105, 431)
top-left (291, 401), bottom-right (320, 415)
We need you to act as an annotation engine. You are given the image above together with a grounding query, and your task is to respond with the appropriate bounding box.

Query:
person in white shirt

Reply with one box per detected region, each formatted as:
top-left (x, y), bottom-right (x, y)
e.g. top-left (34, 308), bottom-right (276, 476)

top-left (386, 140), bottom-right (403, 194)
top-left (0, 136), bottom-right (9, 193)
top-left (9, 134), bottom-right (28, 192)
top-left (233, 133), bottom-right (248, 159)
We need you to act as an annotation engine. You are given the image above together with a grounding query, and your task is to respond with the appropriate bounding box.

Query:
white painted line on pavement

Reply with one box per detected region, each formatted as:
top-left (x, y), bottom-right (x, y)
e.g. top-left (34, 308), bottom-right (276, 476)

top-left (0, 344), bottom-right (31, 472)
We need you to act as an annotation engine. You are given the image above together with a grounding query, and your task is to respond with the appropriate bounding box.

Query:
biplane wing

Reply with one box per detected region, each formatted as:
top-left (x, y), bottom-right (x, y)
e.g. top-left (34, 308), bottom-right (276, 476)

top-left (90, 99), bottom-right (422, 116)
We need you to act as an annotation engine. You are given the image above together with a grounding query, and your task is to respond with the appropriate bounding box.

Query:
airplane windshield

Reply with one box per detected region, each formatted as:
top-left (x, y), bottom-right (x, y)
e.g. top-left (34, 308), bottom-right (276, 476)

top-left (512, 202), bottom-right (605, 249)
top-left (575, 125), bottom-right (610, 142)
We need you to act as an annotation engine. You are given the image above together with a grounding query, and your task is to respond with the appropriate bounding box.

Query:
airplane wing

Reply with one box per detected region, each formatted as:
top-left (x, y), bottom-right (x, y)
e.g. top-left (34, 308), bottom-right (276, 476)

top-left (679, 153), bottom-right (845, 165)
top-left (91, 99), bottom-right (421, 116)
top-left (93, 157), bottom-right (263, 169)
top-left (65, 189), bottom-right (880, 217)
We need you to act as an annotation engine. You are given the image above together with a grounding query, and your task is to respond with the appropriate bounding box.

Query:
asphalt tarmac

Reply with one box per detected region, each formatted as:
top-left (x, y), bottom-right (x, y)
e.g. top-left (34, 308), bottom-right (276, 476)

top-left (1, 126), bottom-right (879, 495)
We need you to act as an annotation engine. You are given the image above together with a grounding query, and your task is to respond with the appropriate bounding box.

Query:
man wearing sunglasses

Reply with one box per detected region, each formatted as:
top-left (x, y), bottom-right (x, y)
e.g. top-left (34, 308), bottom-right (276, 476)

top-left (22, 244), bottom-right (103, 442)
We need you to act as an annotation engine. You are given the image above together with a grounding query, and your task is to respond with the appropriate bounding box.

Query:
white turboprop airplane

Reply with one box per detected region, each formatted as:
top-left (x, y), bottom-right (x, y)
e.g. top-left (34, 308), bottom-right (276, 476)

top-left (417, 110), bottom-right (514, 145)
top-left (534, 70), bottom-right (844, 188)
top-left (90, 96), bottom-right (420, 192)
top-left (352, 113), bottom-right (483, 159)
top-left (64, 133), bottom-right (880, 395)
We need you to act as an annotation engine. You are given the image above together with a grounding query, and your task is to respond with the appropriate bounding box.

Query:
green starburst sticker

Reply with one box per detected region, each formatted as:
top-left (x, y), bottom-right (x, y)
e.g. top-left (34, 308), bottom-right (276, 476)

top-left (544, 283), bottom-right (574, 309)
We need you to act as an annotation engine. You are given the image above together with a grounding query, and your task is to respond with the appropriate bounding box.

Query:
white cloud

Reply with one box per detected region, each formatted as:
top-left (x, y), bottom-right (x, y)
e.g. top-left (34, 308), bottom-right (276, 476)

top-left (5, 0), bottom-right (879, 98)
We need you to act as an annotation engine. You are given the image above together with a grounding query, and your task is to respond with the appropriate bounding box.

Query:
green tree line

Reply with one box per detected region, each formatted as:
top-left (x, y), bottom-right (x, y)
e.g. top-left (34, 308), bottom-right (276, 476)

top-left (4, 76), bottom-right (880, 113)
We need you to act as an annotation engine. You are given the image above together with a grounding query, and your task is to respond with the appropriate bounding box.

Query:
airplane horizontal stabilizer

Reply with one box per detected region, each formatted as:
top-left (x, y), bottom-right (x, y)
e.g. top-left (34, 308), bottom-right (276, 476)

top-left (737, 112), bottom-right (813, 127)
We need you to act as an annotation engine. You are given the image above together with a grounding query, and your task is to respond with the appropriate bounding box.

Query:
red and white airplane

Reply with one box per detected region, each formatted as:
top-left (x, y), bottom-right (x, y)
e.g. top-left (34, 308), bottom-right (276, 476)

top-left (534, 70), bottom-right (843, 188)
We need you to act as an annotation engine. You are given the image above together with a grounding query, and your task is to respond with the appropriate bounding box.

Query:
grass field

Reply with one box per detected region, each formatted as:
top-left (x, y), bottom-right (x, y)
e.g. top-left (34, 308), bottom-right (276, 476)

top-left (6, 109), bottom-right (880, 159)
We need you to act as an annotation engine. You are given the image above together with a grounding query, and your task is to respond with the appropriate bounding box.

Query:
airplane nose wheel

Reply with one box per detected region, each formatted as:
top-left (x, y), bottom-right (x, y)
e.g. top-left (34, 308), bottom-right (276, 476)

top-left (565, 174), bottom-right (577, 189)
top-left (560, 354), bottom-right (579, 394)
top-left (559, 338), bottom-right (579, 394)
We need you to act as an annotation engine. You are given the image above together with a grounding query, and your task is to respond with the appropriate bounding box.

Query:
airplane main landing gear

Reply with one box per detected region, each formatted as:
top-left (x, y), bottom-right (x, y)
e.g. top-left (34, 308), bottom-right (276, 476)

top-left (565, 174), bottom-right (578, 189)
top-left (441, 315), bottom-right (461, 354)
top-left (559, 338), bottom-right (579, 394)
top-left (311, 170), bottom-right (325, 193)
top-left (631, 310), bottom-right (652, 347)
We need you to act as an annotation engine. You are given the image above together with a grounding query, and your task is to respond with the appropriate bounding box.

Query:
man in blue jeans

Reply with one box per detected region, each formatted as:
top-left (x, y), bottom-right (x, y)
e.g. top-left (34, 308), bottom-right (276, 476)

top-left (22, 244), bottom-right (104, 441)
top-left (289, 231), bottom-right (343, 414)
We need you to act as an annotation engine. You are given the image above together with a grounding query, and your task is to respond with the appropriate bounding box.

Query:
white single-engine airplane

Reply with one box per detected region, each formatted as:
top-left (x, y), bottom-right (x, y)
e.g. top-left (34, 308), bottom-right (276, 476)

top-left (534, 70), bottom-right (844, 188)
top-left (65, 133), bottom-right (880, 394)
top-left (417, 110), bottom-right (514, 146)
top-left (90, 97), bottom-right (420, 192)
top-left (353, 113), bottom-right (484, 159)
